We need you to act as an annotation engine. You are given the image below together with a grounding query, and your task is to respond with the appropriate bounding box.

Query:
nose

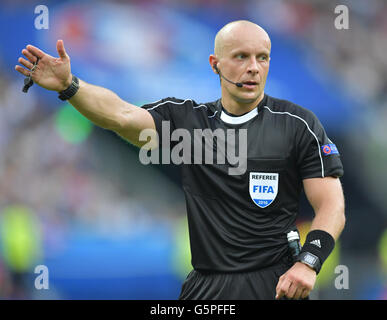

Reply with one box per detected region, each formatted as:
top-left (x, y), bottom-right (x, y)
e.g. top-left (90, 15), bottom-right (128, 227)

top-left (247, 57), bottom-right (259, 75)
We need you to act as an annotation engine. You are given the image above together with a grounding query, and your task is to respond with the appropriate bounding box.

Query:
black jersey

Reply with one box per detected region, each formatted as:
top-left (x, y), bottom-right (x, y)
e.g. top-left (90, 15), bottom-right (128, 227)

top-left (141, 94), bottom-right (343, 273)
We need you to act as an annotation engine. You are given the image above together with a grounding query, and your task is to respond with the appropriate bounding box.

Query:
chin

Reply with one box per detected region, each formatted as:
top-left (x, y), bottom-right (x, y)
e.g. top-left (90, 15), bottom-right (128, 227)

top-left (235, 93), bottom-right (261, 105)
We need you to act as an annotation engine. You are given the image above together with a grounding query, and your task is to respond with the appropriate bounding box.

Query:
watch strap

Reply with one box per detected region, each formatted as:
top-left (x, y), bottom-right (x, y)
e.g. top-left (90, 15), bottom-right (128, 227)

top-left (58, 75), bottom-right (79, 101)
top-left (296, 251), bottom-right (322, 274)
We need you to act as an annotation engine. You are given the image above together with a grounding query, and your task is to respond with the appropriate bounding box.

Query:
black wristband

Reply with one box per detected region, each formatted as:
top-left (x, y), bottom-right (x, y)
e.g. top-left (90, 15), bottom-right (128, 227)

top-left (299, 230), bottom-right (335, 274)
top-left (58, 75), bottom-right (79, 101)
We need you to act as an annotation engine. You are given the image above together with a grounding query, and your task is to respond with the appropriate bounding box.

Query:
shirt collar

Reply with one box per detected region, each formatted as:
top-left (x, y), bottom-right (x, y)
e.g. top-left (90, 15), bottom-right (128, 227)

top-left (218, 94), bottom-right (268, 125)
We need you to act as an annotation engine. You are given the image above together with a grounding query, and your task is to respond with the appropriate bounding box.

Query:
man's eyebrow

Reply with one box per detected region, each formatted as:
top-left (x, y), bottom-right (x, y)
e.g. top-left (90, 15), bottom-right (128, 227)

top-left (231, 49), bottom-right (248, 55)
top-left (231, 49), bottom-right (270, 56)
top-left (256, 48), bottom-right (271, 55)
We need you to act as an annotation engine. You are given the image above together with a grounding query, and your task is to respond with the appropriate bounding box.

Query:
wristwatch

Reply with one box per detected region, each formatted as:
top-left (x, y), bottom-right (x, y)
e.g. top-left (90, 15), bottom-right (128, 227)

top-left (296, 251), bottom-right (321, 274)
top-left (58, 75), bottom-right (79, 101)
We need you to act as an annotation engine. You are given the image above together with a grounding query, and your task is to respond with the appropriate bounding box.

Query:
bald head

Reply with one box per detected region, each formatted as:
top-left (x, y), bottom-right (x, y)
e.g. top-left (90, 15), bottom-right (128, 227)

top-left (209, 20), bottom-right (272, 114)
top-left (214, 20), bottom-right (271, 58)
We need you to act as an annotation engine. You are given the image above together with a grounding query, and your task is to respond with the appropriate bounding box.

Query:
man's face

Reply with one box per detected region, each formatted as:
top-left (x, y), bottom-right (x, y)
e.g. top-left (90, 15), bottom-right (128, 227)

top-left (213, 23), bottom-right (271, 107)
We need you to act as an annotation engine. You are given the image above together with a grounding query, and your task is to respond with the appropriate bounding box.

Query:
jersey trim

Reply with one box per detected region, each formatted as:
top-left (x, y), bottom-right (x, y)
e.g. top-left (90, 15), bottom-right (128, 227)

top-left (220, 107), bottom-right (259, 124)
top-left (145, 98), bottom-right (218, 118)
top-left (263, 106), bottom-right (325, 177)
top-left (146, 98), bottom-right (191, 111)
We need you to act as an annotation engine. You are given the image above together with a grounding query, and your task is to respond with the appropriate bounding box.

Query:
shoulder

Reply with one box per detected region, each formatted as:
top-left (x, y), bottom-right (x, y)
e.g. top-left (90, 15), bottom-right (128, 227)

top-left (141, 97), bottom-right (195, 110)
top-left (141, 97), bottom-right (216, 111)
top-left (264, 95), bottom-right (321, 126)
top-left (141, 97), bottom-right (218, 118)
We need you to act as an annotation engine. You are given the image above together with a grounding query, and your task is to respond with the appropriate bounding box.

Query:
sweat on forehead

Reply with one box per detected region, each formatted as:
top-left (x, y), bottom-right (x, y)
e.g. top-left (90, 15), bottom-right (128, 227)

top-left (214, 20), bottom-right (271, 58)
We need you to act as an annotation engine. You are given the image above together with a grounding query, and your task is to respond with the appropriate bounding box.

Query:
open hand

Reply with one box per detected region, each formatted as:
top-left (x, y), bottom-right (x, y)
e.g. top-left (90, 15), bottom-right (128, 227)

top-left (15, 39), bottom-right (72, 92)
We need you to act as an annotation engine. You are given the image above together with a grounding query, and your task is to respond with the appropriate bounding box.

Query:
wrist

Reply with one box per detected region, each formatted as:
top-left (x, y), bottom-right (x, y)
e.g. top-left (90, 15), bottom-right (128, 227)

top-left (298, 229), bottom-right (335, 274)
top-left (58, 75), bottom-right (79, 101)
top-left (58, 73), bottom-right (73, 92)
top-left (295, 261), bottom-right (317, 274)
top-left (59, 74), bottom-right (73, 92)
top-left (296, 252), bottom-right (320, 274)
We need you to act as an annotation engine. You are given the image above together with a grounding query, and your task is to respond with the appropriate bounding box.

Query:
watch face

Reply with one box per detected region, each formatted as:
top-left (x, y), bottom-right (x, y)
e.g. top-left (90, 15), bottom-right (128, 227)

top-left (303, 253), bottom-right (318, 266)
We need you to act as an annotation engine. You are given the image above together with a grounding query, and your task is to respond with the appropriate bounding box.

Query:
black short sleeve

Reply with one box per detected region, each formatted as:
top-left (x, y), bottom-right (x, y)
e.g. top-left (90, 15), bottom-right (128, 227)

top-left (296, 110), bottom-right (344, 179)
top-left (141, 97), bottom-right (194, 148)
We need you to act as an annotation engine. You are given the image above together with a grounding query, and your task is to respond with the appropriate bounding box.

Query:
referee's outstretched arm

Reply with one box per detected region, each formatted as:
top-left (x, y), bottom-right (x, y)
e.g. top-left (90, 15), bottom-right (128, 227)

top-left (15, 40), bottom-right (156, 149)
top-left (276, 176), bottom-right (345, 299)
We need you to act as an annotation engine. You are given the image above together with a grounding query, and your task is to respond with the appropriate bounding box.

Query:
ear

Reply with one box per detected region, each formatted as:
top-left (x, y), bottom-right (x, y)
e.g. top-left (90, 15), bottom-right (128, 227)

top-left (209, 54), bottom-right (219, 74)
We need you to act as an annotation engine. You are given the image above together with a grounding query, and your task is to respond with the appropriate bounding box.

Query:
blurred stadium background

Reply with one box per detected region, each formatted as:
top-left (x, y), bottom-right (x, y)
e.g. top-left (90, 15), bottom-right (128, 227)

top-left (0, 0), bottom-right (386, 300)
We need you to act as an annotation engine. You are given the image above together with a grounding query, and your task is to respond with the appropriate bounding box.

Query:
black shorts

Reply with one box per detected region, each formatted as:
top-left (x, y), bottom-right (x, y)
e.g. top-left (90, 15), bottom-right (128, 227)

top-left (179, 260), bottom-right (294, 300)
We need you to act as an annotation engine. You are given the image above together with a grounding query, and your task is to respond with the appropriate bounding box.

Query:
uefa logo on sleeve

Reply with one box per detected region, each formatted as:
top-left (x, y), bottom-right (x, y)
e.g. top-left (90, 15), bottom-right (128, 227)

top-left (321, 143), bottom-right (339, 156)
top-left (249, 172), bottom-right (279, 208)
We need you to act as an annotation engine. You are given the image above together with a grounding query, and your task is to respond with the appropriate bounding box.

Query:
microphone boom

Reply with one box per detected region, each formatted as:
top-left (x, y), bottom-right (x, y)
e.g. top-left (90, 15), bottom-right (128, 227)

top-left (214, 65), bottom-right (243, 88)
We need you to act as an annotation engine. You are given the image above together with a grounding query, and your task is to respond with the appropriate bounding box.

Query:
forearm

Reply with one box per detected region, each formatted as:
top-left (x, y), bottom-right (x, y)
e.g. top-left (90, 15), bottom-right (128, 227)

top-left (310, 203), bottom-right (345, 240)
top-left (68, 78), bottom-right (134, 131)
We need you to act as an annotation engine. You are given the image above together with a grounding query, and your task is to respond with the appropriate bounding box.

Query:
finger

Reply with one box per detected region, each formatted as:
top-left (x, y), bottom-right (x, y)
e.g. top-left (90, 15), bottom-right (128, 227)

top-left (15, 65), bottom-right (30, 77)
top-left (18, 57), bottom-right (34, 70)
top-left (301, 288), bottom-right (310, 299)
top-left (56, 39), bottom-right (67, 59)
top-left (22, 49), bottom-right (39, 63)
top-left (276, 278), bottom-right (291, 299)
top-left (275, 277), bottom-right (284, 299)
top-left (286, 282), bottom-right (297, 299)
top-left (26, 44), bottom-right (45, 59)
top-left (293, 286), bottom-right (304, 300)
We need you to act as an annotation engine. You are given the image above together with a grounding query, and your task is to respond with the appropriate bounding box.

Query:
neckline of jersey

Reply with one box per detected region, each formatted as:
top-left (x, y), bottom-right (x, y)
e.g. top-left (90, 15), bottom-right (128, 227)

top-left (218, 94), bottom-right (268, 125)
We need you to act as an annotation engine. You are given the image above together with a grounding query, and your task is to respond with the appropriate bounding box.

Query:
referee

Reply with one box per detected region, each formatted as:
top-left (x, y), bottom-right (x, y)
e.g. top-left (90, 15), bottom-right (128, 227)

top-left (15, 20), bottom-right (345, 300)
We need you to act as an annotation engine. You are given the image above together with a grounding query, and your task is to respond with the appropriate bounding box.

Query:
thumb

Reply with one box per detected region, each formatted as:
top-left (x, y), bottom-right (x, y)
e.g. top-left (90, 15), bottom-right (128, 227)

top-left (57, 39), bottom-right (68, 59)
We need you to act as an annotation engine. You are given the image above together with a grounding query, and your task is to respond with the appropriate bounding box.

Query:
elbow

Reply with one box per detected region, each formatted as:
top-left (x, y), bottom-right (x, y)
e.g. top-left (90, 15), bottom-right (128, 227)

top-left (342, 210), bottom-right (346, 231)
top-left (112, 105), bottom-right (133, 132)
top-left (105, 99), bottom-right (132, 132)
top-left (115, 110), bottom-right (129, 132)
top-left (338, 201), bottom-right (346, 232)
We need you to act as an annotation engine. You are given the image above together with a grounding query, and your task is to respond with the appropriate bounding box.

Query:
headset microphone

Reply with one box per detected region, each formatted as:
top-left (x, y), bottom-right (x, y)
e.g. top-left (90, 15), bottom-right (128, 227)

top-left (213, 64), bottom-right (243, 88)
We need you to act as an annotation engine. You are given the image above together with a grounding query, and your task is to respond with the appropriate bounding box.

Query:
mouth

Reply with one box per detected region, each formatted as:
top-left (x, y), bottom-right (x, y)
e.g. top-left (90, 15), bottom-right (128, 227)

top-left (241, 81), bottom-right (258, 89)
